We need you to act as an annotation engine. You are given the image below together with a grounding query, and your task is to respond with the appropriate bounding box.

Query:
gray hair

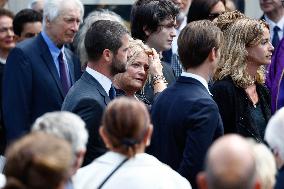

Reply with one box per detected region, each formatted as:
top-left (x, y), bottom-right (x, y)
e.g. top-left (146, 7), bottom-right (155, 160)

top-left (74, 9), bottom-right (125, 66)
top-left (265, 107), bottom-right (284, 161)
top-left (247, 139), bottom-right (277, 189)
top-left (28, 0), bottom-right (42, 9)
top-left (42, 0), bottom-right (84, 29)
top-left (32, 111), bottom-right (88, 154)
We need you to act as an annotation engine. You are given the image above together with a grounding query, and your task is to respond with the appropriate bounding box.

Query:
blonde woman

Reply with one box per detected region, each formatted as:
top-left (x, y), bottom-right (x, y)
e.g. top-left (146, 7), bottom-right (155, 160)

top-left (212, 17), bottom-right (274, 142)
top-left (113, 38), bottom-right (167, 105)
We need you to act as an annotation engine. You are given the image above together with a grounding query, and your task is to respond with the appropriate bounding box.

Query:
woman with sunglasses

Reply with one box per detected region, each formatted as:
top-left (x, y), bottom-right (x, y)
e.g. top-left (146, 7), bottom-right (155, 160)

top-left (187, 0), bottom-right (226, 23)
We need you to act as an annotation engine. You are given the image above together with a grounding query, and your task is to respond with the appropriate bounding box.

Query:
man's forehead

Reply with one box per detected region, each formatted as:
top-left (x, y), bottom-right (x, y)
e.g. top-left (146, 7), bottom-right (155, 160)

top-left (160, 17), bottom-right (176, 24)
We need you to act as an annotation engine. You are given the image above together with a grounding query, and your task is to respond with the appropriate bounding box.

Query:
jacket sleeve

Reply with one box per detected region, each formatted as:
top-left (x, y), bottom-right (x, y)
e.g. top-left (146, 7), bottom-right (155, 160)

top-left (2, 47), bottom-right (32, 143)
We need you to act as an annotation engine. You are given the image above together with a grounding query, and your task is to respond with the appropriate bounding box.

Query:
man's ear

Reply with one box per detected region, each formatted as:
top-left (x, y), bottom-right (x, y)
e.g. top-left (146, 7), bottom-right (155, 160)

top-left (102, 49), bottom-right (113, 62)
top-left (208, 47), bottom-right (218, 62)
top-left (197, 172), bottom-right (208, 189)
top-left (143, 26), bottom-right (151, 37)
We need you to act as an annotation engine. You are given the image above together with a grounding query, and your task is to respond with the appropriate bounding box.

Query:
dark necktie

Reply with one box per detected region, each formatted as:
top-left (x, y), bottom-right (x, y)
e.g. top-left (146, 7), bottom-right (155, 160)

top-left (272, 26), bottom-right (280, 48)
top-left (58, 52), bottom-right (71, 96)
top-left (109, 85), bottom-right (116, 100)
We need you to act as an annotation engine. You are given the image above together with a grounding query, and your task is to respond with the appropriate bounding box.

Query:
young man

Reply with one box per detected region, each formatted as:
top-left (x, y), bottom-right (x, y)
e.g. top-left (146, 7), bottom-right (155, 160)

top-left (130, 0), bottom-right (179, 103)
top-left (62, 20), bottom-right (130, 165)
top-left (149, 20), bottom-right (224, 188)
top-left (13, 8), bottom-right (42, 42)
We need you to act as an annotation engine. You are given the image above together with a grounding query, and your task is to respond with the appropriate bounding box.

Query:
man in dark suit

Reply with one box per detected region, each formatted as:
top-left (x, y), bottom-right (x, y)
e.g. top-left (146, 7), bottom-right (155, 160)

top-left (62, 20), bottom-right (130, 166)
top-left (130, 0), bottom-right (179, 103)
top-left (149, 20), bottom-right (224, 188)
top-left (259, 0), bottom-right (284, 48)
top-left (2, 0), bottom-right (83, 143)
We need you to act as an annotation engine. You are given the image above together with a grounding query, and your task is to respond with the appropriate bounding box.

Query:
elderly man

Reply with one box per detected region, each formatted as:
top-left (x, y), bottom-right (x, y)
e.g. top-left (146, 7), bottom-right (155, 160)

top-left (197, 134), bottom-right (260, 189)
top-left (3, 0), bottom-right (83, 143)
top-left (32, 111), bottom-right (88, 174)
top-left (62, 20), bottom-right (130, 166)
top-left (265, 107), bottom-right (284, 189)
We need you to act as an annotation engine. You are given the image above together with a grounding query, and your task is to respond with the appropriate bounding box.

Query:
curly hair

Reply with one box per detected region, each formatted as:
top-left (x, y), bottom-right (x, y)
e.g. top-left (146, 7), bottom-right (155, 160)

top-left (214, 17), bottom-right (269, 88)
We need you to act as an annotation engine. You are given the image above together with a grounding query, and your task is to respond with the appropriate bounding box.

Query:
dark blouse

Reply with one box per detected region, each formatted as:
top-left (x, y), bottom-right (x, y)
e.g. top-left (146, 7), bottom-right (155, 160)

top-left (211, 76), bottom-right (271, 142)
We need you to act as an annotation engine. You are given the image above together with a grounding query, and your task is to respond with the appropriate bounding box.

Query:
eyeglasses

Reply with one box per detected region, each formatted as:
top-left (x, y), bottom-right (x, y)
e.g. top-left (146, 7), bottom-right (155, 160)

top-left (208, 12), bottom-right (225, 21)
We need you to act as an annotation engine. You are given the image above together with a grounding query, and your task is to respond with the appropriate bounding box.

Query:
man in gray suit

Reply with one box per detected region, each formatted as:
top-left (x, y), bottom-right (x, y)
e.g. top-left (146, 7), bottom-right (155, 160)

top-left (62, 20), bottom-right (130, 166)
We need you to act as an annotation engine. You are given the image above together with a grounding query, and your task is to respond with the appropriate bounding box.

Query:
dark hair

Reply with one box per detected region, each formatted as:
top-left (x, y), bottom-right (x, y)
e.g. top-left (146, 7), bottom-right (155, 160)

top-left (187, 0), bottom-right (226, 23)
top-left (130, 0), bottom-right (179, 42)
top-left (13, 9), bottom-right (42, 36)
top-left (101, 97), bottom-right (151, 158)
top-left (178, 20), bottom-right (223, 69)
top-left (84, 20), bottom-right (129, 61)
top-left (0, 8), bottom-right (14, 19)
top-left (3, 132), bottom-right (72, 189)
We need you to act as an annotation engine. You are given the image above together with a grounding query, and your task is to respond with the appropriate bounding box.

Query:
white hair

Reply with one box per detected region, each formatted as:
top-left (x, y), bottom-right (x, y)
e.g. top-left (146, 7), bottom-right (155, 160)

top-left (248, 140), bottom-right (277, 189)
top-left (28, 0), bottom-right (42, 8)
top-left (42, 0), bottom-right (84, 29)
top-left (265, 107), bottom-right (284, 161)
top-left (32, 111), bottom-right (88, 155)
top-left (74, 9), bottom-right (125, 66)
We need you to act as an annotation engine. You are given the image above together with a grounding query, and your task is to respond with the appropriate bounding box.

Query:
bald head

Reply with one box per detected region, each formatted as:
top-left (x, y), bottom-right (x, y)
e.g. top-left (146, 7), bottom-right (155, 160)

top-left (198, 134), bottom-right (258, 189)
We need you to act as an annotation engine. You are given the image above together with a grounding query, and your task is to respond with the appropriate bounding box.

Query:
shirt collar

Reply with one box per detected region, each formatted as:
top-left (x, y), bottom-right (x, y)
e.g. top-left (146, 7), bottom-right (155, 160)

top-left (264, 15), bottom-right (284, 31)
top-left (86, 66), bottom-right (112, 95)
top-left (41, 31), bottom-right (64, 59)
top-left (181, 71), bottom-right (211, 95)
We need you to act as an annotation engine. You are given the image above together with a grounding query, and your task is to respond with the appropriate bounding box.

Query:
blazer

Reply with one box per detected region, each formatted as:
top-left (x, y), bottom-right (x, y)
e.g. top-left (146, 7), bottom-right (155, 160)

top-left (211, 76), bottom-right (271, 142)
top-left (149, 76), bottom-right (223, 189)
top-left (62, 71), bottom-right (110, 166)
top-left (2, 33), bottom-right (81, 143)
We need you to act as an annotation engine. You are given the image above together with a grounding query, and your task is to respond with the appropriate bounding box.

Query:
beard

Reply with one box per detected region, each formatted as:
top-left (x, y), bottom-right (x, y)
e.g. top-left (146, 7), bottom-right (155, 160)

top-left (110, 56), bottom-right (127, 76)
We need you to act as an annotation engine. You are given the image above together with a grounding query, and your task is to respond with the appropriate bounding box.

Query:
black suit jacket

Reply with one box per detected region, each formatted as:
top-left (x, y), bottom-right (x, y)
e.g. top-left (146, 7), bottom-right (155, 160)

top-left (62, 71), bottom-right (110, 165)
top-left (2, 33), bottom-right (81, 143)
top-left (149, 76), bottom-right (223, 189)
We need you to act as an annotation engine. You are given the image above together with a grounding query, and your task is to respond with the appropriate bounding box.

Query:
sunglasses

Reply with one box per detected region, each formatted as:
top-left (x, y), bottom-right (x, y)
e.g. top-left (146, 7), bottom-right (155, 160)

top-left (208, 12), bottom-right (225, 20)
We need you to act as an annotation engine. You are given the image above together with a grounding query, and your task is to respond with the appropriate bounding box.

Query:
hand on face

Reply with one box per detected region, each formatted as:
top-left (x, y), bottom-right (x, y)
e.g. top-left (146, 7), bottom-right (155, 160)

top-left (148, 48), bottom-right (163, 76)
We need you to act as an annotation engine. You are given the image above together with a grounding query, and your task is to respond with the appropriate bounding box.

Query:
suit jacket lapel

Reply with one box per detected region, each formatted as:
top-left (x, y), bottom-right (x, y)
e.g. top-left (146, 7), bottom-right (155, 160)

top-left (37, 34), bottom-right (65, 97)
top-left (82, 72), bottom-right (111, 105)
top-left (64, 49), bottom-right (75, 84)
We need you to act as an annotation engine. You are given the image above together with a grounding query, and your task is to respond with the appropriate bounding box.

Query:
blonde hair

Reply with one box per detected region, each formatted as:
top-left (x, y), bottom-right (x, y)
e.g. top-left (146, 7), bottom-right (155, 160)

top-left (214, 17), bottom-right (268, 87)
top-left (126, 38), bottom-right (151, 67)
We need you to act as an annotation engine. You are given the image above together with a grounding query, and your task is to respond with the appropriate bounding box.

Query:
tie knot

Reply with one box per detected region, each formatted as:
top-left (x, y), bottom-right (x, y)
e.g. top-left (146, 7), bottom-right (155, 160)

top-left (274, 26), bottom-right (280, 32)
top-left (58, 51), bottom-right (63, 60)
top-left (109, 85), bottom-right (116, 100)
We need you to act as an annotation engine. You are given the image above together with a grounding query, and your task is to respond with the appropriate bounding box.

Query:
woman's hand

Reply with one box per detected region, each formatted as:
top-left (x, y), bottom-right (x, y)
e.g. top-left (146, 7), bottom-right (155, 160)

top-left (148, 48), bottom-right (163, 76)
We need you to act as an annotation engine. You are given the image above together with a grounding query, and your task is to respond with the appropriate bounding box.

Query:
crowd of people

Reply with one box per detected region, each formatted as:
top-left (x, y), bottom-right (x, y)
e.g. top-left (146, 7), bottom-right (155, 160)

top-left (0, 0), bottom-right (283, 189)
